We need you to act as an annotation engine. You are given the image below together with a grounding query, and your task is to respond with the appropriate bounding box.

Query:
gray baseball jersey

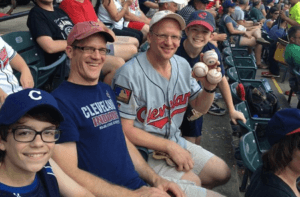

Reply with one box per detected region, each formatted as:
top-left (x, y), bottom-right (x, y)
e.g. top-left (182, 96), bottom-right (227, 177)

top-left (112, 52), bottom-right (201, 149)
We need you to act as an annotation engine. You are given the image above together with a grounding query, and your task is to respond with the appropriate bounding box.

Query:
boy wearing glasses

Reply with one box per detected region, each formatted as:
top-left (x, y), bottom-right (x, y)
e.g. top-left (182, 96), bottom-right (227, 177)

top-left (0, 88), bottom-right (94, 196)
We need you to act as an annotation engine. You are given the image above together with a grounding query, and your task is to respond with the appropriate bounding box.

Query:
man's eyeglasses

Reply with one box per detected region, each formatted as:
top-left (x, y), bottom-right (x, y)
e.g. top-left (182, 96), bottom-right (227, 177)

top-left (72, 46), bottom-right (111, 55)
top-left (151, 31), bottom-right (182, 42)
top-left (11, 128), bottom-right (61, 143)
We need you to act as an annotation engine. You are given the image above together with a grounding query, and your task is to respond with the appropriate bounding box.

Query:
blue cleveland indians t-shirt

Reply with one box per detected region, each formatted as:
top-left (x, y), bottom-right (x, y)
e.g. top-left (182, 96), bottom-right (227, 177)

top-left (52, 81), bottom-right (146, 190)
top-left (176, 38), bottom-right (225, 77)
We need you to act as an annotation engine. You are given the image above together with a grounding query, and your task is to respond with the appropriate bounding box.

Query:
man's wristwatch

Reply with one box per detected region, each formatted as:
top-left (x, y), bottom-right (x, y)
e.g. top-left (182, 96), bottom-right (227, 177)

top-left (204, 87), bottom-right (217, 93)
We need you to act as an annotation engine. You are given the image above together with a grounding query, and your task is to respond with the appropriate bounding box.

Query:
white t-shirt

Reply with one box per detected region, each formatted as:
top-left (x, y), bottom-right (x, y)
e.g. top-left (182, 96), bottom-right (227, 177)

top-left (0, 37), bottom-right (22, 95)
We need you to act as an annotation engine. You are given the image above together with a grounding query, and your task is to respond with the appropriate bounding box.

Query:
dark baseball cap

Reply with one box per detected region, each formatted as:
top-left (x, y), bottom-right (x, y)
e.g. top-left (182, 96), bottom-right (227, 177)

top-left (0, 89), bottom-right (64, 125)
top-left (266, 108), bottom-right (300, 146)
top-left (186, 10), bottom-right (216, 32)
top-left (222, 0), bottom-right (236, 8)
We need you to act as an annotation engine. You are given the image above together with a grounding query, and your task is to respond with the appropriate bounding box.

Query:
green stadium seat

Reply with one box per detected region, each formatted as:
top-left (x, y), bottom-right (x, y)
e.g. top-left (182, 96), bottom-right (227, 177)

top-left (2, 31), bottom-right (66, 90)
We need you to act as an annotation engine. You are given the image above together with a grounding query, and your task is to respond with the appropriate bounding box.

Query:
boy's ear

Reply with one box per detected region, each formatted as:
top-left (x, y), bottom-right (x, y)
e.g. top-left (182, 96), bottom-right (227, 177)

top-left (184, 27), bottom-right (189, 36)
top-left (210, 32), bottom-right (214, 41)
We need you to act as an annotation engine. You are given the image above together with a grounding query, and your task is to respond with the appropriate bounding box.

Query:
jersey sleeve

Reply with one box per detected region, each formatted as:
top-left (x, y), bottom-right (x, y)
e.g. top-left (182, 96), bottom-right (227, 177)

top-left (1, 37), bottom-right (16, 60)
top-left (189, 76), bottom-right (201, 101)
top-left (112, 74), bottom-right (138, 120)
top-left (55, 99), bottom-right (80, 143)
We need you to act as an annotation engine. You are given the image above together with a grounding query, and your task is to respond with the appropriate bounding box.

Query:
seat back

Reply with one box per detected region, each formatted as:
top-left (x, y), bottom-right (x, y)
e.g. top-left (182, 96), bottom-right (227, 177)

top-left (222, 47), bottom-right (231, 57)
top-left (226, 66), bottom-right (240, 84)
top-left (225, 56), bottom-right (235, 68)
top-left (2, 31), bottom-right (66, 90)
top-left (2, 31), bottom-right (43, 88)
top-left (239, 132), bottom-right (262, 172)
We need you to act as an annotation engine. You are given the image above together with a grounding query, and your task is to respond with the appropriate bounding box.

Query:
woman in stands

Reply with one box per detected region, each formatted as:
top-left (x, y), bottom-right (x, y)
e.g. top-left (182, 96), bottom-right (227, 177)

top-left (95, 0), bottom-right (144, 45)
top-left (262, 6), bottom-right (279, 34)
top-left (246, 108), bottom-right (300, 197)
top-left (219, 0), bottom-right (270, 69)
top-left (0, 89), bottom-right (94, 197)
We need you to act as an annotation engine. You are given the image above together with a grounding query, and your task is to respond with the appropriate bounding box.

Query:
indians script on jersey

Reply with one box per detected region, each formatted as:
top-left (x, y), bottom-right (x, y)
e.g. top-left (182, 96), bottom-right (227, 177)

top-left (81, 97), bottom-right (120, 129)
top-left (137, 92), bottom-right (190, 129)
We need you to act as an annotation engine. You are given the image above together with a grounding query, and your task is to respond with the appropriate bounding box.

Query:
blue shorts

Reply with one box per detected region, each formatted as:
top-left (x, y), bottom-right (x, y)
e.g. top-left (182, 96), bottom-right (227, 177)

top-left (180, 105), bottom-right (203, 137)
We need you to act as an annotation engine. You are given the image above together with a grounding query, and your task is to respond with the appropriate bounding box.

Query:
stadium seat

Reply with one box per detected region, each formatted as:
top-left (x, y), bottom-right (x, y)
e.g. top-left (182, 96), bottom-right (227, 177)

top-left (224, 56), bottom-right (257, 80)
top-left (2, 31), bottom-right (66, 90)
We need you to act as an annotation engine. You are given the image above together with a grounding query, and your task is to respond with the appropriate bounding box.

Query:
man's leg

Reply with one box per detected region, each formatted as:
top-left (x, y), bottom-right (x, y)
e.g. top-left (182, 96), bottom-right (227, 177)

top-left (102, 55), bottom-right (125, 85)
top-left (186, 141), bottom-right (231, 189)
top-left (115, 36), bottom-right (139, 48)
top-left (113, 43), bottom-right (138, 61)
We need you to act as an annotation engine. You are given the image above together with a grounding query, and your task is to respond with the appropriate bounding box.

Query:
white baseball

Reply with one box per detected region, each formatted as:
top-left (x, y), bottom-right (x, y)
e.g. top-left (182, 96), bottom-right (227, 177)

top-left (193, 62), bottom-right (208, 78)
top-left (207, 69), bottom-right (222, 84)
top-left (203, 50), bottom-right (218, 66)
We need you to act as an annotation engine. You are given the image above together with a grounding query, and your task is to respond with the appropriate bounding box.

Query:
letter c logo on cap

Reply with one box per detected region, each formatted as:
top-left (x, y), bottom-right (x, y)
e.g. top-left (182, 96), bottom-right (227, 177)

top-left (28, 90), bottom-right (42, 100)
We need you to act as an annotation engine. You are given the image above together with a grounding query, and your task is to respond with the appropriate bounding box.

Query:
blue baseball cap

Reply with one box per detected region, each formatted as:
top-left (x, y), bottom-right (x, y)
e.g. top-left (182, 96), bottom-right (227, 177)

top-left (186, 10), bottom-right (216, 32)
top-left (222, 0), bottom-right (236, 8)
top-left (266, 109), bottom-right (300, 146)
top-left (0, 89), bottom-right (64, 125)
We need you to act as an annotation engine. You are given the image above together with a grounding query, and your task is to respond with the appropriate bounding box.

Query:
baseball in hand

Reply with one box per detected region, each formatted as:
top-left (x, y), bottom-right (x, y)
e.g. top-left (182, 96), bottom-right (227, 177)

top-left (193, 62), bottom-right (208, 78)
top-left (207, 69), bottom-right (222, 84)
top-left (203, 50), bottom-right (218, 66)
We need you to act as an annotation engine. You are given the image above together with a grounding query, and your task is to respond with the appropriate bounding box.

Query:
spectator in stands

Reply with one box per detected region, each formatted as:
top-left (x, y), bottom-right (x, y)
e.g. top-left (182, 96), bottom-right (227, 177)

top-left (206, 0), bottom-right (221, 10)
top-left (0, 88), bottom-right (94, 197)
top-left (51, 21), bottom-right (208, 197)
top-left (59, 0), bottom-right (140, 59)
top-left (0, 37), bottom-right (34, 105)
top-left (284, 26), bottom-right (300, 101)
top-left (175, 10), bottom-right (246, 146)
top-left (158, 0), bottom-right (183, 12)
top-left (27, 0), bottom-right (125, 85)
top-left (262, 6), bottom-right (279, 34)
top-left (231, 0), bottom-right (262, 29)
top-left (220, 0), bottom-right (270, 68)
top-left (279, 0), bottom-right (300, 28)
top-left (139, 0), bottom-right (159, 17)
top-left (95, 0), bottom-right (144, 45)
top-left (265, 0), bottom-right (274, 13)
top-left (123, 0), bottom-right (151, 40)
top-left (250, 0), bottom-right (266, 23)
top-left (113, 10), bottom-right (231, 191)
top-left (177, 0), bottom-right (227, 44)
top-left (268, 17), bottom-right (287, 41)
top-left (245, 108), bottom-right (300, 197)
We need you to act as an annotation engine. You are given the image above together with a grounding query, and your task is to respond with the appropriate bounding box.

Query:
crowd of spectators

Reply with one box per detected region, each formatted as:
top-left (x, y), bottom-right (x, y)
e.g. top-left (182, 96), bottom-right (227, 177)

top-left (0, 0), bottom-right (300, 196)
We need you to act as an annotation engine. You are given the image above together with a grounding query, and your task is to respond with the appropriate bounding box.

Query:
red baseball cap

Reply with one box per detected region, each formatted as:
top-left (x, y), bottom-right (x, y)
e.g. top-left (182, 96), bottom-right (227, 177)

top-left (67, 21), bottom-right (115, 46)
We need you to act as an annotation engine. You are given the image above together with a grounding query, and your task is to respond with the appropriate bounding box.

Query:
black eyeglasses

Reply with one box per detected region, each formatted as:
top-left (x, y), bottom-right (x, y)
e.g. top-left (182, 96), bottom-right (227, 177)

top-left (150, 31), bottom-right (182, 42)
top-left (72, 45), bottom-right (111, 55)
top-left (11, 128), bottom-right (61, 143)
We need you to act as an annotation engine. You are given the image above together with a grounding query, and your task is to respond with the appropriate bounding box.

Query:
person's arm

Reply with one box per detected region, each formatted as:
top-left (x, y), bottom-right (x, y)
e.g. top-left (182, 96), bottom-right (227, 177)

top-left (104, 0), bottom-right (133, 22)
top-left (212, 32), bottom-right (227, 42)
top-left (261, 8), bottom-right (267, 17)
top-left (218, 77), bottom-right (246, 124)
top-left (52, 142), bottom-right (173, 197)
top-left (10, 53), bottom-right (34, 89)
top-left (36, 36), bottom-right (67, 54)
top-left (124, 8), bottom-right (150, 24)
top-left (280, 10), bottom-right (300, 27)
top-left (52, 142), bottom-right (137, 196)
top-left (124, 135), bottom-right (185, 197)
top-left (121, 118), bottom-right (194, 172)
top-left (143, 1), bottom-right (159, 9)
top-left (0, 88), bottom-right (7, 107)
top-left (49, 158), bottom-right (95, 197)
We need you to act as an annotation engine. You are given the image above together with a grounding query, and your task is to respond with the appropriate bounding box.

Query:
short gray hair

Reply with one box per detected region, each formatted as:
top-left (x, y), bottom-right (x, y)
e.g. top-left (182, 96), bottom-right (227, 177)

top-left (238, 0), bottom-right (249, 5)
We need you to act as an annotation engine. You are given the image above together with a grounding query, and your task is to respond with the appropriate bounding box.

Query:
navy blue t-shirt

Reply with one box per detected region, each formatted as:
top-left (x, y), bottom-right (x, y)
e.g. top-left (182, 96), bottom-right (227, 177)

top-left (52, 81), bottom-right (146, 190)
top-left (176, 38), bottom-right (225, 76)
top-left (0, 163), bottom-right (60, 197)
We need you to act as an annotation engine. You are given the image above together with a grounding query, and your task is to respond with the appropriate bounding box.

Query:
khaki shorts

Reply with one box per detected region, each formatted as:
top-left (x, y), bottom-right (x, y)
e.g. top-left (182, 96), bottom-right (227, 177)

top-left (147, 140), bottom-right (214, 180)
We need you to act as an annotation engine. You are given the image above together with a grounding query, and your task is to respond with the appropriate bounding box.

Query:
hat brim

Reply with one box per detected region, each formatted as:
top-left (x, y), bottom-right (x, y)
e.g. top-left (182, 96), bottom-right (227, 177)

top-left (151, 13), bottom-right (186, 30)
top-left (186, 21), bottom-right (214, 32)
top-left (0, 104), bottom-right (64, 126)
